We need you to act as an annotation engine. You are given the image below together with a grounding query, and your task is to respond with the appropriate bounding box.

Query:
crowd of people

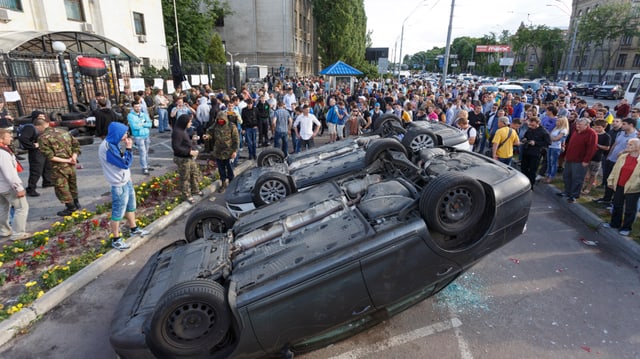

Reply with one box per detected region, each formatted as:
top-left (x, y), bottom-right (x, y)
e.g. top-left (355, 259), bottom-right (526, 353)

top-left (2, 74), bottom-right (640, 246)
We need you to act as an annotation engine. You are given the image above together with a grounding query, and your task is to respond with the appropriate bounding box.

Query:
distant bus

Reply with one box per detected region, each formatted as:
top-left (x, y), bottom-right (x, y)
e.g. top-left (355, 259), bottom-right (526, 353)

top-left (624, 73), bottom-right (640, 104)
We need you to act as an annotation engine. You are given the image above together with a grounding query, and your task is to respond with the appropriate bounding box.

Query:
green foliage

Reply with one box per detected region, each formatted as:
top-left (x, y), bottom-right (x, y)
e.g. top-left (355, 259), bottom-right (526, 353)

top-left (205, 32), bottom-right (226, 64)
top-left (512, 62), bottom-right (526, 78)
top-left (511, 25), bottom-right (565, 77)
top-left (313, 0), bottom-right (369, 72)
top-left (139, 66), bottom-right (171, 87)
top-left (161, 0), bottom-right (229, 62)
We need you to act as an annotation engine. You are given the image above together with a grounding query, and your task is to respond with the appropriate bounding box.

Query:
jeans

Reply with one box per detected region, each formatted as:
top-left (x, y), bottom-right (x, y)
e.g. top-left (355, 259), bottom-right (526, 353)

top-left (245, 127), bottom-right (258, 160)
top-left (216, 159), bottom-right (234, 182)
top-left (134, 136), bottom-right (150, 170)
top-left (258, 117), bottom-right (270, 145)
top-left (497, 157), bottom-right (512, 166)
top-left (111, 181), bottom-right (136, 221)
top-left (157, 108), bottom-right (169, 132)
top-left (601, 159), bottom-right (616, 201)
top-left (610, 186), bottom-right (640, 230)
top-left (546, 147), bottom-right (561, 178)
top-left (273, 131), bottom-right (289, 155)
top-left (563, 161), bottom-right (588, 198)
top-left (0, 190), bottom-right (28, 235)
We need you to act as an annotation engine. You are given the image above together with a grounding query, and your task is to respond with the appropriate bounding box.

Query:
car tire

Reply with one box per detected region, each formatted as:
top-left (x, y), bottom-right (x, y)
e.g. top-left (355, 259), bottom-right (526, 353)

top-left (184, 204), bottom-right (235, 242)
top-left (420, 172), bottom-right (486, 242)
top-left (256, 148), bottom-right (286, 167)
top-left (75, 135), bottom-right (94, 146)
top-left (401, 127), bottom-right (438, 153)
top-left (71, 102), bottom-right (90, 114)
top-left (252, 172), bottom-right (292, 207)
top-left (372, 114), bottom-right (406, 137)
top-left (364, 138), bottom-right (408, 166)
top-left (49, 111), bottom-right (63, 122)
top-left (148, 279), bottom-right (231, 357)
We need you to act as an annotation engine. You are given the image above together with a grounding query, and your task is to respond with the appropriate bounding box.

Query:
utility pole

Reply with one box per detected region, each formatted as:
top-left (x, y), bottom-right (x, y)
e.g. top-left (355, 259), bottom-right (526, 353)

top-left (442, 0), bottom-right (455, 81)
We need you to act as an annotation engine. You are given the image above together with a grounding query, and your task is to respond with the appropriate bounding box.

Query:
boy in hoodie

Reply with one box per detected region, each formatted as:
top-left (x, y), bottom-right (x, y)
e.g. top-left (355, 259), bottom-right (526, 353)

top-left (98, 122), bottom-right (144, 250)
top-left (172, 113), bottom-right (202, 204)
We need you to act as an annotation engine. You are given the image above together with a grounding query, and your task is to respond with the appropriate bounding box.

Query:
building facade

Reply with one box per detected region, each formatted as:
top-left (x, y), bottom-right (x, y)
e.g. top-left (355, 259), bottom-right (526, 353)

top-left (216, 0), bottom-right (319, 77)
top-left (559, 0), bottom-right (640, 85)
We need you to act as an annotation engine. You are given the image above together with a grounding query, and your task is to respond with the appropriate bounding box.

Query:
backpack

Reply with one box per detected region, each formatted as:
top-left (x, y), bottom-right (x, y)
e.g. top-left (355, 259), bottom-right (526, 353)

top-left (17, 123), bottom-right (34, 150)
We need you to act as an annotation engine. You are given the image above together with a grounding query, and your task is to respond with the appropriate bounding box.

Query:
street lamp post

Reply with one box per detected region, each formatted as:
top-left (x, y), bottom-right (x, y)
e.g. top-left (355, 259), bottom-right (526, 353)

top-left (52, 41), bottom-right (74, 112)
top-left (397, 0), bottom-right (428, 82)
top-left (546, 2), bottom-right (573, 80)
top-left (109, 46), bottom-right (122, 103)
top-left (442, 0), bottom-right (456, 82)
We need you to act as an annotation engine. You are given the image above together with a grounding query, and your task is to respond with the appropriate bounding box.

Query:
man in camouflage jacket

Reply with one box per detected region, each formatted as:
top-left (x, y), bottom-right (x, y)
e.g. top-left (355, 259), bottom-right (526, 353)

top-left (38, 127), bottom-right (81, 216)
top-left (205, 111), bottom-right (239, 192)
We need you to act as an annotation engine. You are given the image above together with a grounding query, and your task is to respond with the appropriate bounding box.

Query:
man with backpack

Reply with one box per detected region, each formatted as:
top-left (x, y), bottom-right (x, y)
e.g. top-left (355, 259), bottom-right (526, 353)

top-left (18, 112), bottom-right (53, 197)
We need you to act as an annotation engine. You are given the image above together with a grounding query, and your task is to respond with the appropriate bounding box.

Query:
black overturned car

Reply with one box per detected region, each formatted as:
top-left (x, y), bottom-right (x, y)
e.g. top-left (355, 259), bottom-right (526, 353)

top-left (226, 118), bottom-right (471, 215)
top-left (110, 144), bottom-right (531, 359)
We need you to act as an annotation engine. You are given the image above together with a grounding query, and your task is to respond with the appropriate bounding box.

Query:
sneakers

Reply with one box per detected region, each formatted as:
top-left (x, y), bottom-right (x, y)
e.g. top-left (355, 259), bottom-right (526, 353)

top-left (535, 175), bottom-right (544, 182)
top-left (143, 168), bottom-right (150, 175)
top-left (9, 232), bottom-right (32, 241)
top-left (27, 190), bottom-right (40, 197)
top-left (602, 223), bottom-right (613, 229)
top-left (112, 238), bottom-right (130, 250)
top-left (556, 192), bottom-right (568, 198)
top-left (592, 198), bottom-right (609, 204)
top-left (129, 226), bottom-right (146, 236)
top-left (619, 229), bottom-right (631, 236)
top-left (567, 197), bottom-right (576, 203)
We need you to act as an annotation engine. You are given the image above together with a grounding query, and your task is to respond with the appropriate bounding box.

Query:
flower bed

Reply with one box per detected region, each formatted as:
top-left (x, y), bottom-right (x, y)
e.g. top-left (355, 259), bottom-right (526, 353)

top-left (0, 171), bottom-right (212, 322)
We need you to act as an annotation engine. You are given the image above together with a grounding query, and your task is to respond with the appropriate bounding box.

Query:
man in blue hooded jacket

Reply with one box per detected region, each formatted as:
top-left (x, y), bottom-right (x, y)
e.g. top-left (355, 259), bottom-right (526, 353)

top-left (98, 122), bottom-right (144, 250)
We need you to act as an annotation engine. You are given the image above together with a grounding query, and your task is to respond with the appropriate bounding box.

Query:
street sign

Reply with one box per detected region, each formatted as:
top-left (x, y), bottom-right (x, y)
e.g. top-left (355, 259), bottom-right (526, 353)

top-left (476, 45), bottom-right (511, 53)
top-left (499, 58), bottom-right (515, 66)
top-left (468, 61), bottom-right (476, 66)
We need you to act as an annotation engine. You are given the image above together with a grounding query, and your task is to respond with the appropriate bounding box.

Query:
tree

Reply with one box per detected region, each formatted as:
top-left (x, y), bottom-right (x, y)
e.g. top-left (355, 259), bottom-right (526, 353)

top-left (511, 24), bottom-right (566, 77)
top-left (205, 32), bottom-right (226, 64)
top-left (576, 2), bottom-right (640, 82)
top-left (161, 0), bottom-right (229, 63)
top-left (313, 0), bottom-right (369, 71)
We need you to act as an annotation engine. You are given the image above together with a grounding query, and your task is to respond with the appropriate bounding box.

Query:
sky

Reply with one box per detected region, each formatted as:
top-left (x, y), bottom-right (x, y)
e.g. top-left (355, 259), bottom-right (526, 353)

top-left (364, 0), bottom-right (571, 60)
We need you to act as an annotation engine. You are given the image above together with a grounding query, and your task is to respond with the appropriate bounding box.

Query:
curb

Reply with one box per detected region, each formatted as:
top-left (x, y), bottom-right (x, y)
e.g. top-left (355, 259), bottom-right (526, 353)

top-left (0, 160), bottom-right (254, 347)
top-left (540, 183), bottom-right (640, 267)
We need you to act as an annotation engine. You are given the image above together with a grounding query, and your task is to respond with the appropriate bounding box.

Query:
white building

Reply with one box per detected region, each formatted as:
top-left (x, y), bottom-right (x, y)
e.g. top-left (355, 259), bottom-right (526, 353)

top-left (0, 0), bottom-right (168, 115)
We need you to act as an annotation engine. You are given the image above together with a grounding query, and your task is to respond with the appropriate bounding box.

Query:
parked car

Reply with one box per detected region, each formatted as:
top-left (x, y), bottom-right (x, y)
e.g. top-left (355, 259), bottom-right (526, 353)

top-left (110, 146), bottom-right (532, 359)
top-left (593, 85), bottom-right (624, 100)
top-left (497, 84), bottom-right (525, 96)
top-left (572, 82), bottom-right (599, 96)
top-left (226, 121), bottom-right (471, 216)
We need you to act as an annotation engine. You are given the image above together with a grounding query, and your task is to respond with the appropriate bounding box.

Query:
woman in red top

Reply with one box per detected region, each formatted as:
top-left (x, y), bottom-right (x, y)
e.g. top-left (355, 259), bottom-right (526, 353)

top-left (604, 138), bottom-right (640, 236)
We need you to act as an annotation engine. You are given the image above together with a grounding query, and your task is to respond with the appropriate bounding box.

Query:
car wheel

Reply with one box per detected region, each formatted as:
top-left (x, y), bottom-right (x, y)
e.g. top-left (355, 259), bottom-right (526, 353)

top-left (420, 172), bottom-right (486, 240)
top-left (373, 114), bottom-right (406, 137)
top-left (364, 138), bottom-right (408, 166)
top-left (256, 148), bottom-right (286, 167)
top-left (148, 279), bottom-right (231, 357)
top-left (184, 204), bottom-right (235, 242)
top-left (252, 172), bottom-right (292, 207)
top-left (76, 135), bottom-right (94, 146)
top-left (401, 128), bottom-right (437, 153)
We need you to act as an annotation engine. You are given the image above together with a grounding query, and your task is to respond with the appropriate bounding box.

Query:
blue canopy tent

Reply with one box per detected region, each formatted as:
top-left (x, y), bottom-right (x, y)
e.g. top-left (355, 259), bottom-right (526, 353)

top-left (319, 61), bottom-right (363, 93)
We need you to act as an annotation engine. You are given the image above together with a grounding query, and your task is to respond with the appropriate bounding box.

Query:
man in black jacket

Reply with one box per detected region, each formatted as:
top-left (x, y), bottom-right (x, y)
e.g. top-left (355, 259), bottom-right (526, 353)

top-left (468, 103), bottom-right (486, 152)
top-left (18, 113), bottom-right (53, 197)
top-left (241, 99), bottom-right (259, 160)
top-left (520, 116), bottom-right (551, 188)
top-left (94, 99), bottom-right (118, 139)
top-left (256, 95), bottom-right (271, 147)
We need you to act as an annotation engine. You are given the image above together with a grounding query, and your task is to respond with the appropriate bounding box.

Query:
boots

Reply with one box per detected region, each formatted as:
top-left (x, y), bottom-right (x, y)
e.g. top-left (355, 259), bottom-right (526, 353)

top-left (73, 198), bottom-right (81, 210)
top-left (57, 202), bottom-right (78, 217)
top-left (217, 179), bottom-right (228, 193)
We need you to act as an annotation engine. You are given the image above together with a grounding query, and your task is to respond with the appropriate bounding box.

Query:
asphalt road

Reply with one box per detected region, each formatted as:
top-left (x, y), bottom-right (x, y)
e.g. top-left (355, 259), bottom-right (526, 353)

top-left (1, 177), bottom-right (638, 359)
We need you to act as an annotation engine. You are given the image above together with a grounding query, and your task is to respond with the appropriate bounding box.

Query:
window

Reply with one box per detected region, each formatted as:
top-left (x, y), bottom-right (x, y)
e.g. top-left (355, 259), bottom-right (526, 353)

top-left (617, 54), bottom-right (627, 67)
top-left (64, 0), bottom-right (84, 21)
top-left (133, 12), bottom-right (146, 35)
top-left (10, 60), bottom-right (35, 78)
top-left (529, 54), bottom-right (536, 62)
top-left (633, 54), bottom-right (640, 67)
top-left (0, 0), bottom-right (22, 11)
top-left (622, 35), bottom-right (633, 46)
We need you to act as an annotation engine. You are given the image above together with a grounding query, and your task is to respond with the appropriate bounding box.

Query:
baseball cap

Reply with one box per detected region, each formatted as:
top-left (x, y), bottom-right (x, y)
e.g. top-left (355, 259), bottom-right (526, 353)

top-left (374, 102), bottom-right (380, 107)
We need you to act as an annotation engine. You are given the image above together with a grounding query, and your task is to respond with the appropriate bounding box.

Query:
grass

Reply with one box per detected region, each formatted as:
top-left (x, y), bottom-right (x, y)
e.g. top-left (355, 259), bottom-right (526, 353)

top-left (548, 174), bottom-right (640, 245)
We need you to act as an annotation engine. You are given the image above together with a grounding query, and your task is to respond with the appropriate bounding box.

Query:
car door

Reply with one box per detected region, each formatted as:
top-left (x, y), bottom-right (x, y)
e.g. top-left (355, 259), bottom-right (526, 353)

top-left (360, 230), bottom-right (460, 309)
top-left (246, 261), bottom-right (373, 353)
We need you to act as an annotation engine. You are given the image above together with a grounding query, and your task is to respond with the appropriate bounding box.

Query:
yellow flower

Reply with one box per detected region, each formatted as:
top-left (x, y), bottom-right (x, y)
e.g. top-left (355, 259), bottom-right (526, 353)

top-left (42, 273), bottom-right (49, 279)
top-left (167, 206), bottom-right (172, 210)
top-left (37, 291), bottom-right (44, 298)
top-left (164, 211), bottom-right (169, 216)
top-left (66, 261), bottom-right (71, 265)
top-left (43, 229), bottom-right (49, 233)
top-left (0, 261), bottom-right (3, 267)
top-left (155, 205), bottom-right (160, 208)
top-left (100, 240), bottom-right (106, 245)
top-left (25, 281), bottom-right (37, 288)
top-left (96, 253), bottom-right (103, 258)
top-left (17, 303), bottom-right (23, 308)
top-left (44, 237), bottom-right (49, 242)
top-left (0, 304), bottom-right (3, 310)
top-left (62, 266), bottom-right (69, 271)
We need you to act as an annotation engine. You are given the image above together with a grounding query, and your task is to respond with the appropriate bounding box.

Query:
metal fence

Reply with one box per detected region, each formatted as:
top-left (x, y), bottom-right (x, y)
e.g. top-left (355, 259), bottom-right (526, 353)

top-left (0, 51), bottom-right (139, 118)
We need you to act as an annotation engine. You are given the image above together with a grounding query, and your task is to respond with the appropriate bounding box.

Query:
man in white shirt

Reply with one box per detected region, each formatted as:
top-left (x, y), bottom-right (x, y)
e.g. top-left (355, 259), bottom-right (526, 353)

top-left (283, 87), bottom-right (297, 113)
top-left (293, 104), bottom-right (320, 152)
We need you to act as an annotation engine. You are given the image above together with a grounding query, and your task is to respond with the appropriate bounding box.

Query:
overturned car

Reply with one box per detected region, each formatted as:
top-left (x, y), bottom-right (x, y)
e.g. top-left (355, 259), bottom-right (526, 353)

top-left (110, 145), bottom-right (531, 359)
top-left (227, 120), bottom-right (471, 215)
